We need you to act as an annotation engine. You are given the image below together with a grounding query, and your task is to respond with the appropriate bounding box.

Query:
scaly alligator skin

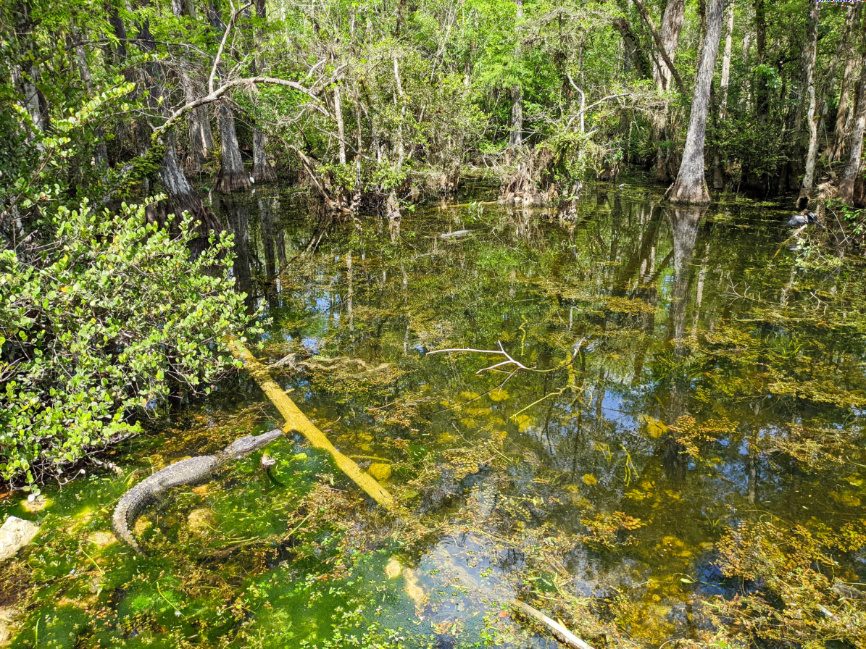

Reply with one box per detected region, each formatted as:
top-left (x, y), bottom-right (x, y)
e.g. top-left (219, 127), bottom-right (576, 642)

top-left (111, 429), bottom-right (283, 554)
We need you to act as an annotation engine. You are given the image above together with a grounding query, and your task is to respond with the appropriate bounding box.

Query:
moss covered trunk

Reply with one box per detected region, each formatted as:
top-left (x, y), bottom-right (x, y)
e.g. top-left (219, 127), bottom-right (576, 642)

top-left (252, 128), bottom-right (276, 183)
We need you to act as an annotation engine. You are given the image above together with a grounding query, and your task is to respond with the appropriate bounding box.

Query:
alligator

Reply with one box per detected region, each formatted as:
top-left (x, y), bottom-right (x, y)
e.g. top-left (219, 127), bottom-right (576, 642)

top-left (111, 429), bottom-right (284, 554)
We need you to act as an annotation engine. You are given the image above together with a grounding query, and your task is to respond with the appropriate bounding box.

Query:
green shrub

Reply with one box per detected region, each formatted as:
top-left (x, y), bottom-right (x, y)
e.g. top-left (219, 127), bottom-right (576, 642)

top-left (0, 201), bottom-right (256, 490)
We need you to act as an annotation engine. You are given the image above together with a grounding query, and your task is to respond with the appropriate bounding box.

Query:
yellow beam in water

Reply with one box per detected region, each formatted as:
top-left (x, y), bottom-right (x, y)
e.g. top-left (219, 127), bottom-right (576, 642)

top-left (227, 339), bottom-right (395, 510)
top-left (229, 340), bottom-right (595, 648)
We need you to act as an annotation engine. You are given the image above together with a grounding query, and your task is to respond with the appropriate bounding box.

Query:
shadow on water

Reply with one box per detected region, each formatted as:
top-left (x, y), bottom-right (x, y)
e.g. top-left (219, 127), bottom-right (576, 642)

top-left (2, 182), bottom-right (865, 648)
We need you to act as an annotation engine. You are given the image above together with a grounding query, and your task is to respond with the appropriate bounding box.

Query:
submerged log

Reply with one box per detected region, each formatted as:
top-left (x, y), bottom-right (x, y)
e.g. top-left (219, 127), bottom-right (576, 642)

top-left (438, 229), bottom-right (472, 239)
top-left (227, 340), bottom-right (395, 509)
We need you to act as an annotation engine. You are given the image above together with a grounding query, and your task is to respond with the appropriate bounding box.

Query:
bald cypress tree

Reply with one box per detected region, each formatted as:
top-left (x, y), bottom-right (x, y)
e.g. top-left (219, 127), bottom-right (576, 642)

top-left (666, 0), bottom-right (725, 203)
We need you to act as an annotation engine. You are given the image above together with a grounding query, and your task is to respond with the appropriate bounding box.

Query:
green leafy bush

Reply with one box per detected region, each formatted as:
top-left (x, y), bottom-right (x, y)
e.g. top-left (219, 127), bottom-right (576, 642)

top-left (0, 201), bottom-right (256, 490)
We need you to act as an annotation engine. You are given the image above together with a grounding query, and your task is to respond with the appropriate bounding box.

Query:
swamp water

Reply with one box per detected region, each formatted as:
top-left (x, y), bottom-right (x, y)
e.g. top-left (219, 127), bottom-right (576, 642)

top-left (2, 181), bottom-right (865, 648)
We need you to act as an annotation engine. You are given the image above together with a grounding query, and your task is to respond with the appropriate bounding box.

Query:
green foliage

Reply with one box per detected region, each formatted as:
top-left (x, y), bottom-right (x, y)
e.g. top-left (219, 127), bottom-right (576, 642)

top-left (367, 160), bottom-right (409, 193)
top-left (546, 131), bottom-right (605, 183)
top-left (0, 202), bottom-right (256, 489)
top-left (4, 83), bottom-right (137, 218)
top-left (828, 197), bottom-right (866, 238)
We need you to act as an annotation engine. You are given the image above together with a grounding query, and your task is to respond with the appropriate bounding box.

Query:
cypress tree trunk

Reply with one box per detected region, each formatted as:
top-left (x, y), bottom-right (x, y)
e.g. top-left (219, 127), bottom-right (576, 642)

top-left (135, 9), bottom-right (217, 230)
top-left (798, 81), bottom-right (819, 209)
top-left (180, 67), bottom-right (207, 174)
top-left (653, 0), bottom-right (686, 91)
top-left (216, 103), bottom-right (251, 193)
top-left (160, 129), bottom-right (218, 230)
top-left (797, 1), bottom-right (821, 210)
top-left (509, 85), bottom-right (523, 147)
top-left (719, 0), bottom-right (735, 119)
top-left (713, 15), bottom-right (726, 195)
top-left (14, 2), bottom-right (49, 135)
top-left (171, 0), bottom-right (211, 175)
top-left (651, 0), bottom-right (686, 181)
top-left (19, 70), bottom-right (47, 132)
top-left (820, 6), bottom-right (853, 142)
top-left (250, 0), bottom-right (276, 183)
top-left (614, 18), bottom-right (653, 80)
top-left (666, 0), bottom-right (724, 203)
top-left (739, 31), bottom-right (752, 111)
top-left (207, 0), bottom-right (249, 192)
top-left (199, 106), bottom-right (214, 153)
top-left (252, 129), bottom-right (276, 182)
top-left (794, 2), bottom-right (820, 131)
top-left (509, 0), bottom-right (524, 148)
top-left (839, 59), bottom-right (866, 205)
top-left (754, 0), bottom-right (768, 120)
top-left (832, 5), bottom-right (862, 162)
top-left (393, 58), bottom-right (407, 168)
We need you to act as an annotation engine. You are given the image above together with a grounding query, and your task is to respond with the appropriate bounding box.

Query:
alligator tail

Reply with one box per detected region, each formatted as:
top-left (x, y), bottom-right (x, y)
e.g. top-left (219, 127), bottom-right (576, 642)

top-left (111, 492), bottom-right (147, 555)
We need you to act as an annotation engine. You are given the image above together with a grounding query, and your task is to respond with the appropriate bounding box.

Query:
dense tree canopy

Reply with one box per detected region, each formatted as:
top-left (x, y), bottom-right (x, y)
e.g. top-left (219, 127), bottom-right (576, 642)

top-left (2, 0), bottom-right (865, 227)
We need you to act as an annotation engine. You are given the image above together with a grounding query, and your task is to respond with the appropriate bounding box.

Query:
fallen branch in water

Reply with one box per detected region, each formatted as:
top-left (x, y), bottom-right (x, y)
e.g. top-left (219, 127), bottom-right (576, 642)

top-left (429, 337), bottom-right (587, 377)
top-left (428, 341), bottom-right (535, 374)
top-left (511, 600), bottom-right (595, 649)
top-left (227, 339), bottom-right (395, 510)
top-left (431, 543), bottom-right (596, 649)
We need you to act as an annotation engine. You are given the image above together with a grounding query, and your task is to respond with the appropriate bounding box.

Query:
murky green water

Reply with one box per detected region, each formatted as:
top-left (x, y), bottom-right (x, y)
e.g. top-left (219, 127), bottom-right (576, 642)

top-left (3, 181), bottom-right (865, 648)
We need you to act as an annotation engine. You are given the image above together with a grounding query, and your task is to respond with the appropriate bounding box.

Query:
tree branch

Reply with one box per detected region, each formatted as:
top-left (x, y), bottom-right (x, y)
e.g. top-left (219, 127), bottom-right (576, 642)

top-left (565, 75), bottom-right (628, 131)
top-left (428, 341), bottom-right (535, 374)
top-left (630, 0), bottom-right (686, 94)
top-left (208, 1), bottom-right (253, 94)
top-left (152, 68), bottom-right (343, 141)
top-left (566, 73), bottom-right (586, 133)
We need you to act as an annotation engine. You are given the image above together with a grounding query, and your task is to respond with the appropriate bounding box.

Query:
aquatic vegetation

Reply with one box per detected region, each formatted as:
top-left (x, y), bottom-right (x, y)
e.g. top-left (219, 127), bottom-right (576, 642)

top-left (580, 511), bottom-right (646, 551)
top-left (4, 188), bottom-right (866, 647)
top-left (712, 518), bottom-right (866, 647)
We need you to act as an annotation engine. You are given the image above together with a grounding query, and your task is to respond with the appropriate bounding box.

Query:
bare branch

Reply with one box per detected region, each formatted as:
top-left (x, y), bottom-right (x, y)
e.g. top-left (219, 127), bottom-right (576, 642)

top-left (583, 93), bottom-right (629, 114)
top-left (564, 76), bottom-right (629, 131)
top-left (566, 73), bottom-right (586, 133)
top-left (152, 68), bottom-right (344, 141)
top-left (208, 1), bottom-right (253, 94)
top-left (428, 341), bottom-right (535, 374)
